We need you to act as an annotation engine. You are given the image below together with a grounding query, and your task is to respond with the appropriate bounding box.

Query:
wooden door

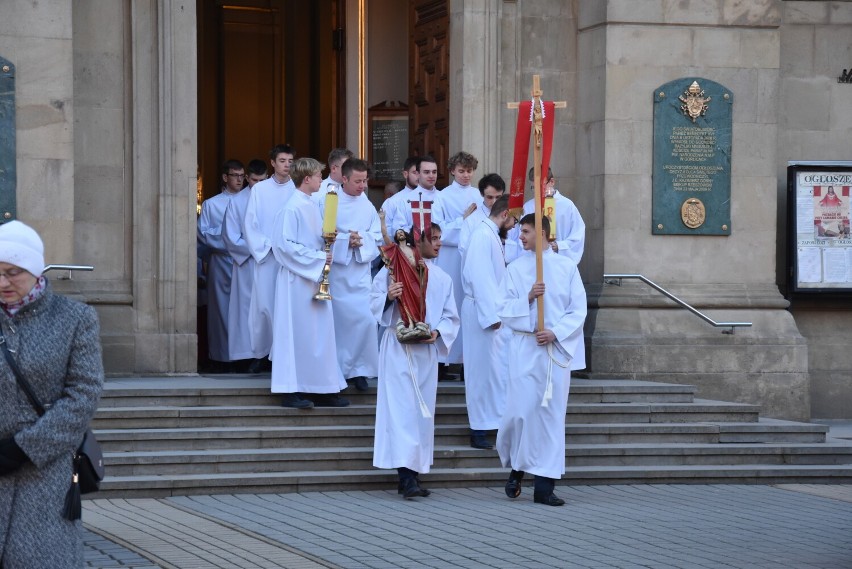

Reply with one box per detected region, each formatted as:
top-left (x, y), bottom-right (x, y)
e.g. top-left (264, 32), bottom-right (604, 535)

top-left (409, 0), bottom-right (449, 188)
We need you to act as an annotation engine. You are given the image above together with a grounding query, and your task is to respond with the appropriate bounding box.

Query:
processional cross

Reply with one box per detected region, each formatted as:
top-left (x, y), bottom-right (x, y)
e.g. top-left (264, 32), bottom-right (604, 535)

top-left (507, 75), bottom-right (566, 331)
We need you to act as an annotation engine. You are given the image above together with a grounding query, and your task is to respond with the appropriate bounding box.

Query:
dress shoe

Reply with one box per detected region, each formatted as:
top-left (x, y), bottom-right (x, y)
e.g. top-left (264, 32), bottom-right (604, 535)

top-left (399, 477), bottom-right (425, 499)
top-left (397, 477), bottom-right (431, 497)
top-left (310, 394), bottom-right (350, 407)
top-left (470, 430), bottom-right (494, 450)
top-left (353, 376), bottom-right (369, 391)
top-left (505, 470), bottom-right (524, 499)
top-left (281, 394), bottom-right (314, 409)
top-left (533, 493), bottom-right (565, 507)
top-left (246, 358), bottom-right (265, 374)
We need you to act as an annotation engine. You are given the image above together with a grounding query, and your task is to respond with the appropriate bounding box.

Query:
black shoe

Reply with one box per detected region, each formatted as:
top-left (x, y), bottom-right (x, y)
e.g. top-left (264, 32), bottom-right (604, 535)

top-left (281, 394), bottom-right (313, 409)
top-left (438, 365), bottom-right (451, 381)
top-left (400, 477), bottom-right (424, 499)
top-left (397, 477), bottom-right (431, 497)
top-left (505, 470), bottom-right (524, 499)
top-left (247, 358), bottom-right (265, 374)
top-left (470, 430), bottom-right (494, 450)
top-left (310, 394), bottom-right (350, 407)
top-left (353, 376), bottom-right (369, 391)
top-left (534, 493), bottom-right (565, 506)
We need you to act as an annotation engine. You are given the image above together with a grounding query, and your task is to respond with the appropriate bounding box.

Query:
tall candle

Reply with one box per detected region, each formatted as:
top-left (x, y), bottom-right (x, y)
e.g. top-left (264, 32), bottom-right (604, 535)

top-left (322, 188), bottom-right (339, 235)
top-left (544, 196), bottom-right (556, 240)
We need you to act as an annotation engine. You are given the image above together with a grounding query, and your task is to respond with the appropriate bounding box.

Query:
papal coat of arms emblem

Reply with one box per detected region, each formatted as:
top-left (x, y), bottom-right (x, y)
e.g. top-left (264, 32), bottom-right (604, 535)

top-left (679, 81), bottom-right (711, 122)
top-left (681, 198), bottom-right (706, 229)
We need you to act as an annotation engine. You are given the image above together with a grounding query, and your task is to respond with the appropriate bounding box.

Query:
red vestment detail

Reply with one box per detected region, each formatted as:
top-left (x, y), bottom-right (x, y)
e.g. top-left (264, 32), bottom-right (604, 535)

top-left (381, 243), bottom-right (428, 326)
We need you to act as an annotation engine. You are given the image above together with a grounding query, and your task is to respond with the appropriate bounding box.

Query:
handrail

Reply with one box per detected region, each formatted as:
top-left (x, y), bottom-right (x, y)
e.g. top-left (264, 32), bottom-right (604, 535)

top-left (43, 264), bottom-right (94, 279)
top-left (603, 273), bottom-right (752, 335)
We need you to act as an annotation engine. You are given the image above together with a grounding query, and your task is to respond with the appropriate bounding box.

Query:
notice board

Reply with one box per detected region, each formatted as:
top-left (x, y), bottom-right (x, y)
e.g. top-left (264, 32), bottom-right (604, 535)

top-left (788, 161), bottom-right (852, 293)
top-left (368, 101), bottom-right (408, 185)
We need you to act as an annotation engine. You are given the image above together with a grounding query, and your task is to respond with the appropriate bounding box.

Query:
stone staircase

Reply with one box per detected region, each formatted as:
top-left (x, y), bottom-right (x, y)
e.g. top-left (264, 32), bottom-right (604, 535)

top-left (91, 376), bottom-right (852, 498)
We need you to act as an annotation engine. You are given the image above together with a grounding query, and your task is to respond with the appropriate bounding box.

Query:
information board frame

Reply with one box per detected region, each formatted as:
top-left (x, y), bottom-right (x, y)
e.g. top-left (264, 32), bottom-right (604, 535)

top-left (367, 101), bottom-right (409, 187)
top-left (787, 161), bottom-right (852, 294)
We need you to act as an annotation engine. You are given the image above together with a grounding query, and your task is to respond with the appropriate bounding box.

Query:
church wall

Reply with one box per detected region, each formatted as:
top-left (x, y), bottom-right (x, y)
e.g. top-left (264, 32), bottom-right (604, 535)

top-left (579, 0), bottom-right (812, 421)
top-left (778, 2), bottom-right (852, 419)
top-left (0, 1), bottom-right (75, 264)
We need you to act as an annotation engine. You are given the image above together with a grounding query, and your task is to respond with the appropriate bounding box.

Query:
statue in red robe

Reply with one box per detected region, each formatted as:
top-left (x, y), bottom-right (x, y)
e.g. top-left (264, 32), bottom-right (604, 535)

top-left (379, 210), bottom-right (431, 342)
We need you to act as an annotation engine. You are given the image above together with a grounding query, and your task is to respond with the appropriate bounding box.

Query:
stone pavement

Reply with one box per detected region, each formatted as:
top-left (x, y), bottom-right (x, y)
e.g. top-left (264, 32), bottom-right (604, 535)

top-left (82, 484), bottom-right (852, 569)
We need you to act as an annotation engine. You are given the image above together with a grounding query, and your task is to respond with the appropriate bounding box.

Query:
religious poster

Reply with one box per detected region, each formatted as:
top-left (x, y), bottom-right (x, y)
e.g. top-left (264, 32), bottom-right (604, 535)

top-left (789, 164), bottom-right (852, 292)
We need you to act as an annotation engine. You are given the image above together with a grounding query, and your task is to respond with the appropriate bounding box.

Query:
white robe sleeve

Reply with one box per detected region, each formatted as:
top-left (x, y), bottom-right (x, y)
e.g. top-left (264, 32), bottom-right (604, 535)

top-left (555, 200), bottom-right (586, 265)
top-left (463, 230), bottom-right (501, 330)
top-left (432, 193), bottom-right (465, 246)
top-left (244, 188), bottom-right (271, 262)
top-left (549, 264), bottom-right (588, 360)
top-left (354, 211), bottom-right (382, 264)
top-left (433, 279), bottom-right (460, 357)
top-left (197, 199), bottom-right (227, 254)
top-left (503, 225), bottom-right (523, 264)
top-left (497, 264), bottom-right (534, 332)
top-left (222, 198), bottom-right (251, 265)
top-left (273, 207), bottom-right (327, 282)
top-left (370, 267), bottom-right (395, 327)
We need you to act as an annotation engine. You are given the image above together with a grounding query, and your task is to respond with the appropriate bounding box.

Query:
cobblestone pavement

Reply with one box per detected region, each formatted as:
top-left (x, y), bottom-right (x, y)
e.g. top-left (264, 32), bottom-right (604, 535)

top-left (83, 484), bottom-right (852, 569)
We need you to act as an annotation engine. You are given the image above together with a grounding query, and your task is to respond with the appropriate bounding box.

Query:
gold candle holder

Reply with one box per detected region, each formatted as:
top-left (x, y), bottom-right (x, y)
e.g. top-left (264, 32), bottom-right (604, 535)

top-left (313, 233), bottom-right (335, 301)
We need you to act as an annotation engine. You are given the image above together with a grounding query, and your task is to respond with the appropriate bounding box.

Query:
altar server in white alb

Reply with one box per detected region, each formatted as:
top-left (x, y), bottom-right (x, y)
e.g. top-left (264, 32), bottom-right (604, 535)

top-left (312, 147), bottom-right (354, 206)
top-left (323, 158), bottom-right (382, 391)
top-left (197, 159), bottom-right (245, 366)
top-left (498, 213), bottom-right (587, 507)
top-left (222, 159), bottom-right (268, 371)
top-left (505, 168), bottom-right (585, 265)
top-left (458, 173), bottom-right (506, 258)
top-left (432, 151), bottom-right (482, 367)
top-left (371, 222), bottom-right (459, 499)
top-left (244, 144), bottom-right (296, 358)
top-left (270, 157), bottom-right (349, 409)
top-left (379, 156), bottom-right (420, 220)
top-left (385, 156), bottom-right (439, 235)
top-left (460, 195), bottom-right (516, 450)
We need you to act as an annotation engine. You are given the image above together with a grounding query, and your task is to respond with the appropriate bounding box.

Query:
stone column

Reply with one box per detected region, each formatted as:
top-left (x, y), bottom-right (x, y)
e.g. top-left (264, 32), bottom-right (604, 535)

top-left (129, 0), bottom-right (198, 373)
top-left (579, 0), bottom-right (810, 420)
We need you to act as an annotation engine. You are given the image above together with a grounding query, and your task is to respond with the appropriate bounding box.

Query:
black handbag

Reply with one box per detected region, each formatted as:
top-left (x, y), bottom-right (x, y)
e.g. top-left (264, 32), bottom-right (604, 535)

top-left (0, 332), bottom-right (104, 519)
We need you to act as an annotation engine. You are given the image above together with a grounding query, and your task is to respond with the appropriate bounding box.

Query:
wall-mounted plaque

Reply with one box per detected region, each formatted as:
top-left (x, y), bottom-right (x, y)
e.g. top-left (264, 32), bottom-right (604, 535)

top-left (368, 101), bottom-right (408, 186)
top-left (652, 78), bottom-right (732, 235)
top-left (0, 56), bottom-right (15, 223)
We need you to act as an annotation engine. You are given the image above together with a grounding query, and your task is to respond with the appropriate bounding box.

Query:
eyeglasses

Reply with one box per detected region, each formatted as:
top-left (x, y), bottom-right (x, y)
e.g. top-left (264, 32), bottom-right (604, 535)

top-left (0, 267), bottom-right (28, 281)
top-left (227, 173), bottom-right (246, 179)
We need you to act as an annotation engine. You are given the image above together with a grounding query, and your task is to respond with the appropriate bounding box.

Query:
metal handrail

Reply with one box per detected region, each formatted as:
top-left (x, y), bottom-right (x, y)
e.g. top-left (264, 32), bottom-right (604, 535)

top-left (43, 264), bottom-right (94, 278)
top-left (603, 273), bottom-right (752, 335)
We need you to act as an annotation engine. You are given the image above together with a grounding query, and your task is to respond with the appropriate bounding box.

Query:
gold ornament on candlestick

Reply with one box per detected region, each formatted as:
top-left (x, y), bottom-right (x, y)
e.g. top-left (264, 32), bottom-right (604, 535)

top-left (314, 187), bottom-right (339, 301)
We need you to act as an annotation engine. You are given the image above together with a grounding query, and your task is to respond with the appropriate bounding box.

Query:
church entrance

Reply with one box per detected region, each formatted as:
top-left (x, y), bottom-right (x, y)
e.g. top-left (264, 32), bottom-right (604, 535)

top-left (196, 0), bottom-right (346, 202)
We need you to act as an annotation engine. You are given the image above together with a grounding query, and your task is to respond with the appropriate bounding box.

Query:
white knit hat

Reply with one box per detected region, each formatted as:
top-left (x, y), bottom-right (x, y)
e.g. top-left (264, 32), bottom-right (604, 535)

top-left (0, 220), bottom-right (45, 277)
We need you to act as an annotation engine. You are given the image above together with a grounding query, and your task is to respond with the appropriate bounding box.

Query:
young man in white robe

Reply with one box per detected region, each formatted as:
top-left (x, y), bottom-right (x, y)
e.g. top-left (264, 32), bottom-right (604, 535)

top-left (497, 213), bottom-right (587, 507)
top-left (244, 144), bottom-right (296, 359)
top-left (505, 169), bottom-right (586, 265)
top-left (385, 156), bottom-right (439, 235)
top-left (270, 157), bottom-right (349, 409)
top-left (311, 147), bottom-right (354, 206)
top-left (222, 159), bottom-right (267, 372)
top-left (379, 156), bottom-right (419, 215)
top-left (432, 151), bottom-right (482, 369)
top-left (458, 173), bottom-right (506, 258)
top-left (197, 159), bottom-right (245, 369)
top-left (322, 158), bottom-right (382, 391)
top-left (460, 195), bottom-right (516, 450)
top-left (371, 223), bottom-right (459, 499)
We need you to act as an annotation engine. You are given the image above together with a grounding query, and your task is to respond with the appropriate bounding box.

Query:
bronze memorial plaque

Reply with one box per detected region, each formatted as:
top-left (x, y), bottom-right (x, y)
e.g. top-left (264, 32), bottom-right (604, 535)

top-left (652, 78), bottom-right (732, 235)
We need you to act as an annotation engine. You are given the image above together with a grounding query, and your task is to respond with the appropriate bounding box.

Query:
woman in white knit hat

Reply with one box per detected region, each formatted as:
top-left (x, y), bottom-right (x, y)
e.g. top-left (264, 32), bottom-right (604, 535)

top-left (0, 220), bottom-right (104, 569)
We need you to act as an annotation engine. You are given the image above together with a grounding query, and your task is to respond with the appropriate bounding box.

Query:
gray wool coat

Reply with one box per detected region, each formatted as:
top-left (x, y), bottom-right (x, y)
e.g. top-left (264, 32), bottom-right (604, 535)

top-left (0, 281), bottom-right (104, 569)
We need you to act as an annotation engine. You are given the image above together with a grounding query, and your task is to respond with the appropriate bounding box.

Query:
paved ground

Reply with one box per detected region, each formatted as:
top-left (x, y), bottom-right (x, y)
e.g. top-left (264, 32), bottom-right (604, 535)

top-left (82, 484), bottom-right (852, 569)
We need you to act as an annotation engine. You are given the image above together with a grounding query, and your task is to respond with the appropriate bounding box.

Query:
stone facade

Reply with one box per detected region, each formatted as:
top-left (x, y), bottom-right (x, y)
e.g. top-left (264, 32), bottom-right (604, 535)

top-left (3, 0), bottom-right (851, 419)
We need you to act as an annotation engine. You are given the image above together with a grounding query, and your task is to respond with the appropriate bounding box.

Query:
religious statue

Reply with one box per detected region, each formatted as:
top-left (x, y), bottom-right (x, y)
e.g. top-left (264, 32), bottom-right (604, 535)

top-left (378, 209), bottom-right (432, 343)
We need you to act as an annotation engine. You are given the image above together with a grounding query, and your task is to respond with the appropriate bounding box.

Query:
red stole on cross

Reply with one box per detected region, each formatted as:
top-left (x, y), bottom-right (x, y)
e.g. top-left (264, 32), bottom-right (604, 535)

top-left (509, 100), bottom-right (556, 216)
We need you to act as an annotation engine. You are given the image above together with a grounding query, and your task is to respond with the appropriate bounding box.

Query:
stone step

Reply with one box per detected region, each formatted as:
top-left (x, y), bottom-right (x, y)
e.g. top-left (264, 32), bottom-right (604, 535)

top-left (93, 419), bottom-right (828, 453)
top-left (92, 464), bottom-right (852, 499)
top-left (90, 400), bottom-right (759, 430)
top-left (97, 378), bottom-right (697, 407)
top-left (100, 442), bottom-right (852, 477)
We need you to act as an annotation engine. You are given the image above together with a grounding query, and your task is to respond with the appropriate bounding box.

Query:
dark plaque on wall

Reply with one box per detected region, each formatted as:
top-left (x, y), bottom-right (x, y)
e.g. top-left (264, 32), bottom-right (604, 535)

top-left (0, 56), bottom-right (15, 223)
top-left (652, 78), bottom-right (732, 235)
top-left (368, 101), bottom-right (408, 186)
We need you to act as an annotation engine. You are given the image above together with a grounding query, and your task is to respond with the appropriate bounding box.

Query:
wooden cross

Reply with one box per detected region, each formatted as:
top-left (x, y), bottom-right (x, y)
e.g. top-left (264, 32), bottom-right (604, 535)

top-left (508, 75), bottom-right (567, 331)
